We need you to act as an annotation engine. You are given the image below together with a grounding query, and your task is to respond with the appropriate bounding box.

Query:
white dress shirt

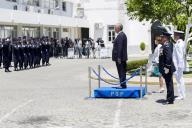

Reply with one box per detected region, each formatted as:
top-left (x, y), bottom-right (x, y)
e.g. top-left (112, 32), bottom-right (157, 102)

top-left (173, 39), bottom-right (185, 70)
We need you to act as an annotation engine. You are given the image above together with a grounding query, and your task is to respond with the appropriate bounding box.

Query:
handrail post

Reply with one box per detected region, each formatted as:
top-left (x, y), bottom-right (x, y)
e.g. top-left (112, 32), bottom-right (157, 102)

top-left (88, 67), bottom-right (92, 98)
top-left (140, 66), bottom-right (143, 99)
top-left (98, 65), bottom-right (101, 88)
top-left (145, 64), bottom-right (148, 94)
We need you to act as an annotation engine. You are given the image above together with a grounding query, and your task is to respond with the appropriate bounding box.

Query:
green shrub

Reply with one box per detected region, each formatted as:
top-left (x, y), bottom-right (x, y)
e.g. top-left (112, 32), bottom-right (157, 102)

top-left (127, 59), bottom-right (148, 71)
top-left (140, 42), bottom-right (146, 51)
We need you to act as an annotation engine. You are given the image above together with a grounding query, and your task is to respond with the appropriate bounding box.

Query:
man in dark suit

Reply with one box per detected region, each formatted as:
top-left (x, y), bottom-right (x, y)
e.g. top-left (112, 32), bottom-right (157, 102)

top-left (159, 28), bottom-right (176, 104)
top-left (112, 23), bottom-right (128, 88)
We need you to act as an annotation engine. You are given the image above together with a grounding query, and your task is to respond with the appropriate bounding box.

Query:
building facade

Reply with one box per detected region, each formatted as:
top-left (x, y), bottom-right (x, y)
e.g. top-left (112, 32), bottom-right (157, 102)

top-left (82, 0), bottom-right (152, 57)
top-left (0, 0), bottom-right (89, 40)
top-left (0, 0), bottom-right (152, 57)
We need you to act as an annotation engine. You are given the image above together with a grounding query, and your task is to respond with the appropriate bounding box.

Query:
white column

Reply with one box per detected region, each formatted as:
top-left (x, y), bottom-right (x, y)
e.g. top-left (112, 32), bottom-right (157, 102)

top-left (59, 26), bottom-right (62, 43)
top-left (50, 27), bottom-right (53, 38)
top-left (40, 26), bottom-right (44, 37)
top-left (17, 24), bottom-right (22, 37)
top-left (103, 24), bottom-right (108, 46)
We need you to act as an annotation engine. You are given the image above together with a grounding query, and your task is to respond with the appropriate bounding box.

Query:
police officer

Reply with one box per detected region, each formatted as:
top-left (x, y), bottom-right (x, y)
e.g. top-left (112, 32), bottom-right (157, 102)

top-left (2, 38), bottom-right (11, 72)
top-left (159, 28), bottom-right (176, 104)
top-left (36, 39), bottom-right (42, 67)
top-left (41, 38), bottom-right (46, 66)
top-left (28, 39), bottom-right (34, 69)
top-left (173, 30), bottom-right (186, 100)
top-left (45, 38), bottom-right (50, 66)
top-left (19, 39), bottom-right (24, 70)
top-left (13, 39), bottom-right (20, 71)
top-left (0, 39), bottom-right (3, 68)
top-left (33, 40), bottom-right (38, 68)
top-left (23, 39), bottom-right (29, 69)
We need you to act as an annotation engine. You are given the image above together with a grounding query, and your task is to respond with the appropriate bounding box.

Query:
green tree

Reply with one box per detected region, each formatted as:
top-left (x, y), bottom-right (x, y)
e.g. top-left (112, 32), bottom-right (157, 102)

top-left (126, 0), bottom-right (192, 31)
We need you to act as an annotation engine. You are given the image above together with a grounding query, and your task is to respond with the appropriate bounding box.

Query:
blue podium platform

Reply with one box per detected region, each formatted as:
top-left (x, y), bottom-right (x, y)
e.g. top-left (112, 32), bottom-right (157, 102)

top-left (94, 86), bottom-right (146, 98)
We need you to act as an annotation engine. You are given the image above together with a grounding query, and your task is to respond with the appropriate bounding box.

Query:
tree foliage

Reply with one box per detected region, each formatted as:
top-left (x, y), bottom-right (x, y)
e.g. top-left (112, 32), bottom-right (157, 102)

top-left (126, 0), bottom-right (192, 31)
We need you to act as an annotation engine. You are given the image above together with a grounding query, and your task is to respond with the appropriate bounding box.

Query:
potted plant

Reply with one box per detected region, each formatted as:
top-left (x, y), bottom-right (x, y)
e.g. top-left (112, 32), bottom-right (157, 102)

top-left (140, 42), bottom-right (146, 52)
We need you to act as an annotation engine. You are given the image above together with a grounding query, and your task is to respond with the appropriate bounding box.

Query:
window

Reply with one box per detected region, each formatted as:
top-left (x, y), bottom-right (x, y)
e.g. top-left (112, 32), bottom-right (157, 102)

top-left (23, 0), bottom-right (40, 7)
top-left (108, 25), bottom-right (115, 42)
top-left (43, 28), bottom-right (51, 37)
top-left (0, 26), bottom-right (16, 38)
top-left (62, 1), bottom-right (66, 11)
top-left (22, 27), bottom-right (40, 38)
top-left (44, 0), bottom-right (59, 9)
top-left (63, 28), bottom-right (68, 32)
top-left (6, 0), bottom-right (17, 2)
top-left (13, 5), bottom-right (18, 10)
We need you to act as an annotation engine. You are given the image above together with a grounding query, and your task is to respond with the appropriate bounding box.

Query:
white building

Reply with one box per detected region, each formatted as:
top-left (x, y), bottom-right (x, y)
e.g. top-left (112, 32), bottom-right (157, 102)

top-left (0, 0), bottom-right (152, 57)
top-left (0, 0), bottom-right (89, 40)
top-left (81, 0), bottom-right (152, 57)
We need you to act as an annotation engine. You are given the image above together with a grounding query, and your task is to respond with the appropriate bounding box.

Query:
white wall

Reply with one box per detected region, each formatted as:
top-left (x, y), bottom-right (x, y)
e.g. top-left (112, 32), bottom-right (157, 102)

top-left (83, 0), bottom-right (152, 57)
top-left (83, 0), bottom-right (119, 44)
top-left (0, 8), bottom-right (89, 28)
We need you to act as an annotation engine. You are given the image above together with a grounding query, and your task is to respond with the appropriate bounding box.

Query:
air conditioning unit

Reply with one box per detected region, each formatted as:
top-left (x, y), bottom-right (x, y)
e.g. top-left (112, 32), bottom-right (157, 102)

top-left (95, 23), bottom-right (103, 29)
top-left (13, 5), bottom-right (18, 10)
top-left (76, 8), bottom-right (84, 18)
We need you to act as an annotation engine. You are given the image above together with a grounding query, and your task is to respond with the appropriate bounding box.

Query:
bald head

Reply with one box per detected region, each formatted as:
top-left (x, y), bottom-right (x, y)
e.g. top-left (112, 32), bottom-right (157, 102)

top-left (115, 23), bottom-right (123, 33)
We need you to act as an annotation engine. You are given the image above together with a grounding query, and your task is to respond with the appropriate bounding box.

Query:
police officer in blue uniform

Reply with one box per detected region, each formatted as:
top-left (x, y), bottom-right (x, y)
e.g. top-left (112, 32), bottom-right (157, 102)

top-left (3, 38), bottom-right (11, 72)
top-left (0, 39), bottom-right (3, 69)
top-left (13, 39), bottom-right (20, 71)
top-left (159, 28), bottom-right (176, 104)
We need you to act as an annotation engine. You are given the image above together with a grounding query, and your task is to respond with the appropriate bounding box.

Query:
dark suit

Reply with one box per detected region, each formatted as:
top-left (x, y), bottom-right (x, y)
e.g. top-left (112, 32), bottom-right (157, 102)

top-left (13, 44), bottom-right (20, 70)
top-left (159, 42), bottom-right (176, 103)
top-left (2, 41), bottom-right (11, 71)
top-left (112, 32), bottom-right (128, 87)
top-left (0, 43), bottom-right (2, 68)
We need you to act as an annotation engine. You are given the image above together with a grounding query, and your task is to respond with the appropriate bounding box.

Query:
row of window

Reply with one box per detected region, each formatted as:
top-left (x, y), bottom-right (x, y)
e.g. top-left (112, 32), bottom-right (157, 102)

top-left (0, 26), bottom-right (70, 39)
top-left (6, 0), bottom-right (67, 11)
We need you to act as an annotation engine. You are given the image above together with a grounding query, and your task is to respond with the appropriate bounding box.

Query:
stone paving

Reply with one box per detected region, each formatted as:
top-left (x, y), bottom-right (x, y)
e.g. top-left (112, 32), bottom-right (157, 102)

top-left (0, 58), bottom-right (192, 128)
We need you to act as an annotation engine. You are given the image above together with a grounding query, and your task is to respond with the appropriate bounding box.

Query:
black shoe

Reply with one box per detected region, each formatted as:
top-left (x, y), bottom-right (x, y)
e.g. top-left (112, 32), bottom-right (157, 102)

top-left (5, 69), bottom-right (11, 72)
top-left (115, 86), bottom-right (127, 89)
top-left (163, 101), bottom-right (174, 105)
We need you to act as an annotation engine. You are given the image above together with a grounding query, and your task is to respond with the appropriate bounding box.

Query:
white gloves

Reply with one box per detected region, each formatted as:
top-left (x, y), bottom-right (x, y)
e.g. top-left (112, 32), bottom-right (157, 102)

top-left (164, 67), bottom-right (169, 74)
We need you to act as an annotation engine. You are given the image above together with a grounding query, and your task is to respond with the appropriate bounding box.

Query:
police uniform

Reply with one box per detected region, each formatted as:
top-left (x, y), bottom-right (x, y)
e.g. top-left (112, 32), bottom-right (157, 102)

top-left (173, 30), bottom-right (186, 100)
top-left (23, 41), bottom-right (29, 69)
top-left (45, 41), bottom-right (50, 65)
top-left (2, 39), bottom-right (11, 72)
top-left (13, 42), bottom-right (20, 71)
top-left (0, 41), bottom-right (3, 68)
top-left (36, 41), bottom-right (42, 67)
top-left (19, 42), bottom-right (24, 70)
top-left (159, 32), bottom-right (176, 104)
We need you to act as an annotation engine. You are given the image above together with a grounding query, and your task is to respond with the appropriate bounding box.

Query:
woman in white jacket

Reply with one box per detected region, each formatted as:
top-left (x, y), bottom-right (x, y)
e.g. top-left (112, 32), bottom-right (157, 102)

top-left (153, 36), bottom-right (165, 93)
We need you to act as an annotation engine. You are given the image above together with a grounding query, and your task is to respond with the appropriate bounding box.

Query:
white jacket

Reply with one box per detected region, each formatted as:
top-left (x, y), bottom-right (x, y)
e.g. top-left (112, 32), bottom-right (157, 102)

top-left (173, 39), bottom-right (185, 70)
top-left (153, 44), bottom-right (162, 64)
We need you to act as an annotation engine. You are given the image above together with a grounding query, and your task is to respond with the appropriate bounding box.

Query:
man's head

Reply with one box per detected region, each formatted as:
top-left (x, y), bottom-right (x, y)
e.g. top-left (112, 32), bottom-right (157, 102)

top-left (174, 30), bottom-right (184, 41)
top-left (155, 36), bottom-right (162, 45)
top-left (115, 23), bottom-right (123, 33)
top-left (160, 32), bottom-right (172, 44)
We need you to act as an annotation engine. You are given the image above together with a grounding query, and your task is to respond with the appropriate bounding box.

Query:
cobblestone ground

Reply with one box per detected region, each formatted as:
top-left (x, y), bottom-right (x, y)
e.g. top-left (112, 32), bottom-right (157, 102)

top-left (0, 58), bottom-right (192, 128)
